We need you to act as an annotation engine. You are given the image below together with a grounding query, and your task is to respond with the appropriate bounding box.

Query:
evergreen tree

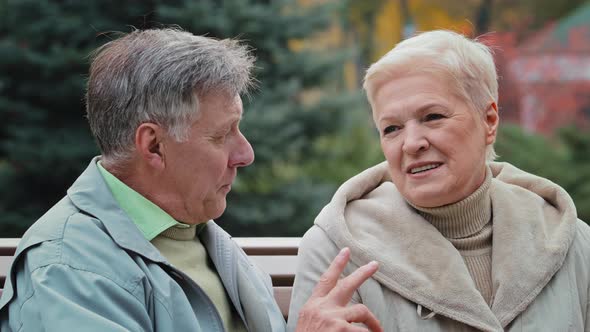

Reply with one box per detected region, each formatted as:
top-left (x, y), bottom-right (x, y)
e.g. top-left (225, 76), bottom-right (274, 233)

top-left (0, 0), bottom-right (169, 236)
top-left (557, 127), bottom-right (590, 223)
top-left (495, 124), bottom-right (590, 224)
top-left (157, 0), bottom-right (366, 236)
top-left (0, 0), bottom-right (370, 237)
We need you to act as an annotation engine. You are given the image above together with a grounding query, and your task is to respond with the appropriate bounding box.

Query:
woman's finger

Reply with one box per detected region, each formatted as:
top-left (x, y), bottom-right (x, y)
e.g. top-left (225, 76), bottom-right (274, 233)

top-left (342, 304), bottom-right (383, 332)
top-left (310, 247), bottom-right (351, 298)
top-left (330, 261), bottom-right (379, 305)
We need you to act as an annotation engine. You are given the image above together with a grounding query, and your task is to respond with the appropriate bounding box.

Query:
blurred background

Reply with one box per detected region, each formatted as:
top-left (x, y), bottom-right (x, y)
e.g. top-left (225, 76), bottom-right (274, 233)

top-left (1, 0), bottom-right (589, 237)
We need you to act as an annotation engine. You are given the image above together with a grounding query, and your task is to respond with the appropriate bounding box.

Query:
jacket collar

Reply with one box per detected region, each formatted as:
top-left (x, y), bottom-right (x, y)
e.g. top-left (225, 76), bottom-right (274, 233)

top-left (71, 158), bottom-right (285, 330)
top-left (0, 157), bottom-right (168, 310)
top-left (67, 157), bottom-right (168, 264)
top-left (315, 161), bottom-right (577, 331)
top-left (200, 221), bottom-right (285, 331)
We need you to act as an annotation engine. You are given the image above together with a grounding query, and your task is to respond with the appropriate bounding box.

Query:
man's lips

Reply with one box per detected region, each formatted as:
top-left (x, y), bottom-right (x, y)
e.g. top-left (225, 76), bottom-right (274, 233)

top-left (220, 180), bottom-right (234, 191)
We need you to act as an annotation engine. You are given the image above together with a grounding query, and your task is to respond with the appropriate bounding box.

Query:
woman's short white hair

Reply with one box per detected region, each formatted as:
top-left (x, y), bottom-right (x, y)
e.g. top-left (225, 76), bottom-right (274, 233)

top-left (363, 30), bottom-right (498, 161)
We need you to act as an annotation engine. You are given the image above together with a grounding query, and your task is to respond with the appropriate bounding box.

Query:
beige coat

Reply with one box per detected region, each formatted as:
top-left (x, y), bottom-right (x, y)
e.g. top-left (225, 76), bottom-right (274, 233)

top-left (287, 162), bottom-right (590, 331)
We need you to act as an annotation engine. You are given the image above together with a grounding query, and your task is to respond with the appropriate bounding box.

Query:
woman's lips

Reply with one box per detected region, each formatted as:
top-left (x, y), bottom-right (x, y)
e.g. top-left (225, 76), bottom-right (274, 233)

top-left (406, 163), bottom-right (443, 179)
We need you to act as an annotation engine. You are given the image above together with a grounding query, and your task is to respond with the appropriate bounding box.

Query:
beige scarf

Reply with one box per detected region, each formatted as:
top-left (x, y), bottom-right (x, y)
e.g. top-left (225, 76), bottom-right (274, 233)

top-left (315, 161), bottom-right (577, 330)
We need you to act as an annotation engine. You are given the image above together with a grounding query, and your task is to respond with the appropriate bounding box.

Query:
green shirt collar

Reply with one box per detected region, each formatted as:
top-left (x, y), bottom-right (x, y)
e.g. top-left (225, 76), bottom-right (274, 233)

top-left (97, 161), bottom-right (191, 241)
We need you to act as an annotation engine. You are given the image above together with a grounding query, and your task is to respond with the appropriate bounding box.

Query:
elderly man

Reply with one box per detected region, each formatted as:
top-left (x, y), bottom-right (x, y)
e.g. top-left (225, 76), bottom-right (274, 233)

top-left (0, 29), bottom-right (381, 332)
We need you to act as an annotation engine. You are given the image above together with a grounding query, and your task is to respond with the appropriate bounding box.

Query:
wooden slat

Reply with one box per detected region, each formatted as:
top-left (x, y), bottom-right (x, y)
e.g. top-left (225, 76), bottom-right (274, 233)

top-left (233, 237), bottom-right (299, 256)
top-left (0, 239), bottom-right (19, 256)
top-left (0, 256), bottom-right (14, 287)
top-left (0, 239), bottom-right (300, 284)
top-left (0, 237), bottom-right (299, 316)
top-left (248, 255), bottom-right (298, 286)
top-left (0, 238), bottom-right (300, 256)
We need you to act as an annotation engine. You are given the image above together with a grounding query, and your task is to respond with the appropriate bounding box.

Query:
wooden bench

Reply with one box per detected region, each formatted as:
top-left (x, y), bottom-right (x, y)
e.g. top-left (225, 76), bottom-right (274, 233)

top-left (0, 237), bottom-right (299, 318)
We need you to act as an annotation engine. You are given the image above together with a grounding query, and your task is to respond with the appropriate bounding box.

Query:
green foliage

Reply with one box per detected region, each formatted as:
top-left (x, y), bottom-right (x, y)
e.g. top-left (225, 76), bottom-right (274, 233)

top-left (0, 1), bottom-right (206, 237)
top-left (6, 1), bottom-right (587, 239)
top-left (496, 124), bottom-right (590, 224)
top-left (515, 0), bottom-right (590, 29)
top-left (0, 0), bottom-right (379, 237)
top-left (556, 127), bottom-right (590, 223)
top-left (154, 0), bottom-right (376, 236)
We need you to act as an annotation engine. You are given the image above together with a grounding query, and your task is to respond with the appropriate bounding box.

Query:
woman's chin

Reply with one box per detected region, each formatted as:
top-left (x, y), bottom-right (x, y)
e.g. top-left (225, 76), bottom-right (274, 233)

top-left (405, 191), bottom-right (453, 208)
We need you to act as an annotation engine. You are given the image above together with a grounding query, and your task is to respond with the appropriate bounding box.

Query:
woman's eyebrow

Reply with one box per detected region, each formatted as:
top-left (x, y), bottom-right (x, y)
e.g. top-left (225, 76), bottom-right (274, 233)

top-left (416, 103), bottom-right (446, 115)
top-left (378, 102), bottom-right (445, 124)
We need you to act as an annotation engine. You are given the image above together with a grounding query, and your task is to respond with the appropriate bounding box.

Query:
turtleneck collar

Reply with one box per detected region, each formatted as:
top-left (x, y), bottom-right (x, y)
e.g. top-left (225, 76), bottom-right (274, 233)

top-left (158, 223), bottom-right (206, 241)
top-left (409, 166), bottom-right (492, 240)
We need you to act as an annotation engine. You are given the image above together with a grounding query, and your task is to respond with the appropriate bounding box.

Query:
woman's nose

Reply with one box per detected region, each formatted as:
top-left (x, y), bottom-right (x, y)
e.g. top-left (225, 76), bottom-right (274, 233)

top-left (401, 124), bottom-right (429, 155)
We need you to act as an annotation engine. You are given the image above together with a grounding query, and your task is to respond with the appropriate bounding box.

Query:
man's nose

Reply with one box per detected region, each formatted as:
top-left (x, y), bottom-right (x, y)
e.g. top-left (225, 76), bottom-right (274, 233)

top-left (229, 131), bottom-right (255, 168)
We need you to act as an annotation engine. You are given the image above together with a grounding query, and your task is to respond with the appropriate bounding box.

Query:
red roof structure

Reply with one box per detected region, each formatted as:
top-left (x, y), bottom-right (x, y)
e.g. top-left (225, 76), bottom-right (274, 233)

top-left (508, 3), bottom-right (590, 134)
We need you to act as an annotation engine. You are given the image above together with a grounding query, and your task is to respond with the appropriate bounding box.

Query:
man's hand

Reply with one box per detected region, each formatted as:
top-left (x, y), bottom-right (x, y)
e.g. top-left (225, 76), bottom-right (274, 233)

top-left (295, 247), bottom-right (382, 332)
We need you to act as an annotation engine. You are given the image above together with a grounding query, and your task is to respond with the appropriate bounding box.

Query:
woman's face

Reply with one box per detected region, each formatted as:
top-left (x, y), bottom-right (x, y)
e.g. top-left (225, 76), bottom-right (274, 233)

top-left (372, 73), bottom-right (498, 207)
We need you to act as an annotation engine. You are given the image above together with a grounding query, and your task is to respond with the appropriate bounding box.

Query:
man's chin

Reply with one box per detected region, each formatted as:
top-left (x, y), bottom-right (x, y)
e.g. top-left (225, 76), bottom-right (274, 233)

top-left (209, 200), bottom-right (227, 221)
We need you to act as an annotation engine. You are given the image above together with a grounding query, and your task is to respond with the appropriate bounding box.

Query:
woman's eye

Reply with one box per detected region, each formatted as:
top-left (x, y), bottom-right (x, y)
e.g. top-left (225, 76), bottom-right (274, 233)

top-left (383, 125), bottom-right (400, 135)
top-left (424, 113), bottom-right (445, 121)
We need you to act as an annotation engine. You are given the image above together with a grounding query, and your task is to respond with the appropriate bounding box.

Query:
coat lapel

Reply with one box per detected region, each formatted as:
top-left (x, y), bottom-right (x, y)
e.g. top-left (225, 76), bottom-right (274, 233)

top-left (199, 222), bottom-right (246, 325)
top-left (200, 221), bottom-right (285, 332)
top-left (316, 163), bottom-right (503, 331)
top-left (489, 163), bottom-right (577, 327)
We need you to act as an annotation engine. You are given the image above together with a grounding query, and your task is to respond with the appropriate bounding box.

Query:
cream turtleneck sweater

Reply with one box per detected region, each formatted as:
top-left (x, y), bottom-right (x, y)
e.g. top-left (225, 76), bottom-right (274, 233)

top-left (151, 225), bottom-right (247, 332)
top-left (411, 167), bottom-right (493, 305)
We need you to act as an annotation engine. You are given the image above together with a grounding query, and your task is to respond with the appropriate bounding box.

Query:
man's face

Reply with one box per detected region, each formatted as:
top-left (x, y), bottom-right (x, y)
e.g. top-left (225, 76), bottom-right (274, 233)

top-left (161, 92), bottom-right (254, 224)
top-left (372, 73), bottom-right (494, 207)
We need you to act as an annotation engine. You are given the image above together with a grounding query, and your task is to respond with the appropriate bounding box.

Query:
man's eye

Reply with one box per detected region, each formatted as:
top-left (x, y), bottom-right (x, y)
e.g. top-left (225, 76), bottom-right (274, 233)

top-left (212, 134), bottom-right (227, 143)
top-left (383, 125), bottom-right (400, 135)
top-left (424, 113), bottom-right (445, 121)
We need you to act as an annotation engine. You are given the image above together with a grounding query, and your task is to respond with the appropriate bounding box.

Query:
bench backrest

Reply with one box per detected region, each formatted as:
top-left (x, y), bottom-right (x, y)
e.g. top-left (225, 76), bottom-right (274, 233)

top-left (0, 237), bottom-right (299, 318)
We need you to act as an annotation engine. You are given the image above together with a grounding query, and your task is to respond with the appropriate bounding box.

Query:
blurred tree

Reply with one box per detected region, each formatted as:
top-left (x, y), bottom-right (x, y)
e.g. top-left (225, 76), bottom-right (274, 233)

top-left (0, 0), bottom-right (163, 236)
top-left (495, 124), bottom-right (590, 224)
top-left (417, 0), bottom-right (590, 37)
top-left (157, 0), bottom-right (374, 236)
top-left (474, 0), bottom-right (493, 34)
top-left (340, 0), bottom-right (474, 89)
top-left (0, 0), bottom-right (372, 237)
top-left (557, 127), bottom-right (590, 224)
top-left (495, 124), bottom-right (568, 182)
top-left (512, 0), bottom-right (590, 30)
top-left (341, 0), bottom-right (385, 87)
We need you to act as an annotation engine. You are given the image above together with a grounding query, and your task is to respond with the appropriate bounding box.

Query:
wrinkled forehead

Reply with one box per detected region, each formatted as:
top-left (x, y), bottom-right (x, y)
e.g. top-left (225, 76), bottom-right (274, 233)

top-left (193, 91), bottom-right (243, 123)
top-left (370, 71), bottom-right (470, 120)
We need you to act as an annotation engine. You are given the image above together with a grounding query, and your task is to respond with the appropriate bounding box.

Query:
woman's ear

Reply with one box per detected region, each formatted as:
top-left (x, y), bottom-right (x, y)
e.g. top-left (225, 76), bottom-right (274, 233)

top-left (484, 102), bottom-right (499, 145)
top-left (135, 123), bottom-right (166, 171)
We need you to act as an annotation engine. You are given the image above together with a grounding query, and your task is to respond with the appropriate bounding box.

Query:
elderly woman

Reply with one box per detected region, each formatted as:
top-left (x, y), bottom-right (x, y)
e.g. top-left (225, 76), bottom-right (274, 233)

top-left (287, 30), bottom-right (590, 331)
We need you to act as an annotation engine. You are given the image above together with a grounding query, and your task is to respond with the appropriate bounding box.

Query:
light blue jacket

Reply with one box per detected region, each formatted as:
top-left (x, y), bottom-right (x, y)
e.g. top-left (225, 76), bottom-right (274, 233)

top-left (0, 158), bottom-right (286, 332)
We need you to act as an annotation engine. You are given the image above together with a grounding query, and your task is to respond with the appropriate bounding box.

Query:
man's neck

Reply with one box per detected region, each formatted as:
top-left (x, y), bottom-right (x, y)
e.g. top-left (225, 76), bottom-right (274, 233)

top-left (102, 157), bottom-right (203, 225)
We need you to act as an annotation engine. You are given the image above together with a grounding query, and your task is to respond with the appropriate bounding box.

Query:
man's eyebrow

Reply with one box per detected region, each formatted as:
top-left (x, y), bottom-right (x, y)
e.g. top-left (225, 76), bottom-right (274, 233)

top-left (218, 113), bottom-right (243, 128)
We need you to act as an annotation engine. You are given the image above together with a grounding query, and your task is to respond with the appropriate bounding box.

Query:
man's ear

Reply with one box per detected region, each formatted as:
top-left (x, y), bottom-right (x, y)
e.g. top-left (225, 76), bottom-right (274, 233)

top-left (135, 123), bottom-right (166, 171)
top-left (484, 102), bottom-right (499, 145)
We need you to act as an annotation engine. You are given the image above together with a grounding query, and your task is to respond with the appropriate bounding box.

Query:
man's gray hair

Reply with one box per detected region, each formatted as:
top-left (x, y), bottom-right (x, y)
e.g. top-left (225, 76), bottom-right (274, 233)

top-left (86, 28), bottom-right (255, 164)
